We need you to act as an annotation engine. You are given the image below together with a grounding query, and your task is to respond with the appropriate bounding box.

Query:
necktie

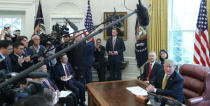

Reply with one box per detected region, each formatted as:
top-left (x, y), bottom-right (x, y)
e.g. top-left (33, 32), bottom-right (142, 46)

top-left (65, 64), bottom-right (71, 76)
top-left (113, 37), bottom-right (116, 49)
top-left (147, 64), bottom-right (152, 81)
top-left (161, 75), bottom-right (168, 89)
top-left (44, 79), bottom-right (55, 92)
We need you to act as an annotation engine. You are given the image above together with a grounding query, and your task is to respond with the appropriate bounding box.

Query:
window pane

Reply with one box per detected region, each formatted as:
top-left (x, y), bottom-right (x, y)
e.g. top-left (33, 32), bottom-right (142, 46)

top-left (12, 18), bottom-right (21, 31)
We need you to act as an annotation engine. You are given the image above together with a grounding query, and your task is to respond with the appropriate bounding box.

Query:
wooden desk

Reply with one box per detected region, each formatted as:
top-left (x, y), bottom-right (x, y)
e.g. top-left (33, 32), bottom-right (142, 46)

top-left (87, 80), bottom-right (148, 106)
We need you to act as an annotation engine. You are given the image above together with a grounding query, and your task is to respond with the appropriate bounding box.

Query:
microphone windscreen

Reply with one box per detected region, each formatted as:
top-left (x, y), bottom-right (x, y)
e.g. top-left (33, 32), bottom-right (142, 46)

top-left (27, 71), bottom-right (48, 78)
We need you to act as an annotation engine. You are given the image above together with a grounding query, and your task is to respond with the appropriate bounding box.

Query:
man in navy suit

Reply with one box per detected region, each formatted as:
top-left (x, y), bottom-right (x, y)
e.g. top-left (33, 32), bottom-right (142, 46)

top-left (146, 59), bottom-right (185, 103)
top-left (140, 51), bottom-right (162, 84)
top-left (39, 65), bottom-right (77, 106)
top-left (0, 40), bottom-right (13, 72)
top-left (55, 53), bottom-right (86, 106)
top-left (106, 28), bottom-right (125, 80)
top-left (85, 39), bottom-right (95, 83)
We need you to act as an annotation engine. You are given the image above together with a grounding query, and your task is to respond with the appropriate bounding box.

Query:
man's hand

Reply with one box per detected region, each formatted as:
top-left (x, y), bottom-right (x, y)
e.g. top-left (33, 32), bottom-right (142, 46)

top-left (146, 84), bottom-right (155, 93)
top-left (18, 57), bottom-right (24, 65)
top-left (24, 56), bottom-right (31, 62)
top-left (56, 90), bottom-right (60, 96)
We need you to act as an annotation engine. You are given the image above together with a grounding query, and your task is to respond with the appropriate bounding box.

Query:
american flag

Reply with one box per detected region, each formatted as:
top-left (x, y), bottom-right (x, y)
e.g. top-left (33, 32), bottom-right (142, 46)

top-left (84, 0), bottom-right (94, 33)
top-left (194, 0), bottom-right (210, 67)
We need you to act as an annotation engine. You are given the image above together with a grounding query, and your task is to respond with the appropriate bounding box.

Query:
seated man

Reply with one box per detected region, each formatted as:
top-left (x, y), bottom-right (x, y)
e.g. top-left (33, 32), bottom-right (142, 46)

top-left (40, 65), bottom-right (77, 106)
top-left (140, 51), bottom-right (162, 83)
top-left (55, 53), bottom-right (86, 106)
top-left (146, 59), bottom-right (185, 103)
top-left (10, 42), bottom-right (32, 72)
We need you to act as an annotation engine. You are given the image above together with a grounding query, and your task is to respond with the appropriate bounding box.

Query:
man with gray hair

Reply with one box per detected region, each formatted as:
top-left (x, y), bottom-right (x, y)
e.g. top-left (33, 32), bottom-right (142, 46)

top-left (146, 59), bottom-right (185, 103)
top-left (140, 51), bottom-right (162, 83)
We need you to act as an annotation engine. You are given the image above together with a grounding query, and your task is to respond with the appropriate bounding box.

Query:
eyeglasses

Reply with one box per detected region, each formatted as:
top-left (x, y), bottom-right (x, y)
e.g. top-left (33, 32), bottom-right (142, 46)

top-left (18, 48), bottom-right (24, 50)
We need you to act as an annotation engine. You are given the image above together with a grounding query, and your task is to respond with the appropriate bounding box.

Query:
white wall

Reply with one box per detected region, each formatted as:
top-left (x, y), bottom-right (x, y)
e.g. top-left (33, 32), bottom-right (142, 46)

top-left (39, 0), bottom-right (149, 57)
top-left (0, 0), bottom-right (35, 37)
top-left (39, 0), bottom-right (150, 79)
top-left (0, 0), bottom-right (150, 79)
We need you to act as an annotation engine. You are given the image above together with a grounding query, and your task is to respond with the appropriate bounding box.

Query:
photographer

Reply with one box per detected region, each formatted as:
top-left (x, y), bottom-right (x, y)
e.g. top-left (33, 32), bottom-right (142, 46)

top-left (0, 26), bottom-right (11, 40)
top-left (94, 38), bottom-right (106, 81)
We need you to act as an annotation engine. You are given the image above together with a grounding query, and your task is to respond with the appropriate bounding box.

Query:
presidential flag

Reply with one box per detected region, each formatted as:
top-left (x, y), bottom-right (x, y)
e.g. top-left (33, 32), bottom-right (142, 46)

top-left (34, 0), bottom-right (45, 34)
top-left (135, 18), bottom-right (148, 68)
top-left (194, 0), bottom-right (210, 67)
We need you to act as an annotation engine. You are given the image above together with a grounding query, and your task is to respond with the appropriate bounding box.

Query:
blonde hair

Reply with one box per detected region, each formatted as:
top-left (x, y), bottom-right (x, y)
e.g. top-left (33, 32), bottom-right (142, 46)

top-left (164, 59), bottom-right (176, 66)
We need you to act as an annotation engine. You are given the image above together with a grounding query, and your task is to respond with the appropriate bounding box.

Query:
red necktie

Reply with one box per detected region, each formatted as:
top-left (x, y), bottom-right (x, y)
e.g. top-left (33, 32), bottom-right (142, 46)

top-left (44, 79), bottom-right (55, 92)
top-left (113, 38), bottom-right (116, 49)
top-left (65, 64), bottom-right (71, 76)
top-left (147, 64), bottom-right (152, 81)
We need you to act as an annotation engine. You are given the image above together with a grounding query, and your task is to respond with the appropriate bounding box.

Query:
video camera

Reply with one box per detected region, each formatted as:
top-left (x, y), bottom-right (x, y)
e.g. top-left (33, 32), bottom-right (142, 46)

top-left (52, 23), bottom-right (69, 37)
top-left (0, 69), bottom-right (47, 105)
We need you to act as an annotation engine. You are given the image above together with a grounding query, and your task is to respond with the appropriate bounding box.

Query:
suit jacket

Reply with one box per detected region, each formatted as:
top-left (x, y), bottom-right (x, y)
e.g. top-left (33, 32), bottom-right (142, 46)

top-left (94, 45), bottom-right (106, 64)
top-left (140, 62), bottom-right (162, 83)
top-left (42, 78), bottom-right (59, 91)
top-left (55, 62), bottom-right (76, 81)
top-left (30, 45), bottom-right (46, 56)
top-left (106, 36), bottom-right (125, 62)
top-left (9, 53), bottom-right (32, 73)
top-left (85, 40), bottom-right (95, 67)
top-left (151, 69), bottom-right (185, 102)
top-left (23, 47), bottom-right (34, 56)
top-left (0, 55), bottom-right (12, 73)
top-left (71, 42), bottom-right (88, 70)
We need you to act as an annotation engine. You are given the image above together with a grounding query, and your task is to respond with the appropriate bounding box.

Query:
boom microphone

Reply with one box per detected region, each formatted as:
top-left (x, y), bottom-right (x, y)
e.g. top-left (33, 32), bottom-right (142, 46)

top-left (64, 18), bottom-right (78, 31)
top-left (27, 71), bottom-right (48, 78)
top-left (6, 71), bottom-right (48, 79)
top-left (136, 0), bottom-right (150, 27)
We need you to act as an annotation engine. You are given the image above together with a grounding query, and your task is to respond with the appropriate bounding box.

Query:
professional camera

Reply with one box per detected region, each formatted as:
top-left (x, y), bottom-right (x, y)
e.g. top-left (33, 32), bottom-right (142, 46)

top-left (52, 23), bottom-right (69, 37)
top-left (0, 69), bottom-right (47, 105)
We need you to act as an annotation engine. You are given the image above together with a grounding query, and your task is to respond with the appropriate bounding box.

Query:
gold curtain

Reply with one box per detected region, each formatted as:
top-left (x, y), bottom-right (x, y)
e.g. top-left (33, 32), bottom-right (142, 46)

top-left (148, 0), bottom-right (168, 58)
top-left (207, 0), bottom-right (210, 44)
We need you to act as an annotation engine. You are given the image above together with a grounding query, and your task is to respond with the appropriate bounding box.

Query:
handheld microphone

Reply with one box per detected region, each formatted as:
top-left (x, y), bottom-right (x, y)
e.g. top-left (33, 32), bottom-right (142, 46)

top-left (136, 0), bottom-right (150, 27)
top-left (64, 18), bottom-right (78, 31)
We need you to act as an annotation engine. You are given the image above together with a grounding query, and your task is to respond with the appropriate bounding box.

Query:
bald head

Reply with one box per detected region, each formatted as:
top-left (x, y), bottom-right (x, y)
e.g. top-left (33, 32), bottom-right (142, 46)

top-left (148, 51), bottom-right (156, 63)
top-left (32, 35), bottom-right (40, 46)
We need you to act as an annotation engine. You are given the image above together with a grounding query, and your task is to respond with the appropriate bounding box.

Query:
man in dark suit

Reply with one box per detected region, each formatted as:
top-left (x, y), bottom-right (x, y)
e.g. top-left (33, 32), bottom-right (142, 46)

top-left (0, 40), bottom-right (13, 73)
top-left (106, 28), bottom-right (125, 80)
top-left (94, 38), bottom-right (106, 81)
top-left (146, 59), bottom-right (185, 103)
top-left (10, 42), bottom-right (32, 73)
top-left (40, 65), bottom-right (77, 106)
top-left (55, 53), bottom-right (86, 106)
top-left (140, 51), bottom-right (162, 83)
top-left (85, 39), bottom-right (95, 83)
top-left (71, 32), bottom-right (88, 84)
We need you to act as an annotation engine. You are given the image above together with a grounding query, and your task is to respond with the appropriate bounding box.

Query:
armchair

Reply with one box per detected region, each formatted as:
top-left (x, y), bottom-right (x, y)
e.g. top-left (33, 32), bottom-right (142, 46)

top-left (179, 64), bottom-right (210, 106)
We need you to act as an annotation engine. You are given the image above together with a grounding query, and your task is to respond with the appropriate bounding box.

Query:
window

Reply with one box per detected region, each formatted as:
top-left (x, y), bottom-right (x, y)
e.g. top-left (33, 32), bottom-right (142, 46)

top-left (168, 0), bottom-right (200, 65)
top-left (0, 18), bottom-right (21, 32)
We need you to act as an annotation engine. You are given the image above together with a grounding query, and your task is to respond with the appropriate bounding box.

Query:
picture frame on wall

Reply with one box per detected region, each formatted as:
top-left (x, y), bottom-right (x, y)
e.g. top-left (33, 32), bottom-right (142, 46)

top-left (104, 12), bottom-right (127, 40)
